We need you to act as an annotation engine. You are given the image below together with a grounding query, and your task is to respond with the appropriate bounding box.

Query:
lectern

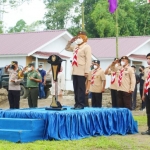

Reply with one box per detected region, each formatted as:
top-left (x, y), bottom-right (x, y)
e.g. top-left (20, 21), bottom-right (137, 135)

top-left (45, 55), bottom-right (66, 111)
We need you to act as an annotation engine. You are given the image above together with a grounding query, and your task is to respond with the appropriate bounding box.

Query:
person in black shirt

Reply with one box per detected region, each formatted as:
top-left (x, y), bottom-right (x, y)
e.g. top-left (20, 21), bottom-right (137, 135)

top-left (139, 65), bottom-right (145, 110)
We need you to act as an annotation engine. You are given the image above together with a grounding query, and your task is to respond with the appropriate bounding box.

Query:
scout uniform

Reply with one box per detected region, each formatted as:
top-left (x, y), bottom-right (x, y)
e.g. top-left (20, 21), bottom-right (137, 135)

top-left (7, 61), bottom-right (23, 109)
top-left (65, 31), bottom-right (91, 109)
top-left (88, 61), bottom-right (106, 107)
top-left (110, 56), bottom-right (136, 110)
top-left (141, 66), bottom-right (150, 134)
top-left (24, 63), bottom-right (41, 108)
top-left (108, 69), bottom-right (119, 107)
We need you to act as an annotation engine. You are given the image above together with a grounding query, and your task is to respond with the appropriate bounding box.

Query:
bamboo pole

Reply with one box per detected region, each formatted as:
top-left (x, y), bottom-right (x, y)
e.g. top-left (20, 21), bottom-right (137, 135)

top-left (115, 5), bottom-right (119, 58)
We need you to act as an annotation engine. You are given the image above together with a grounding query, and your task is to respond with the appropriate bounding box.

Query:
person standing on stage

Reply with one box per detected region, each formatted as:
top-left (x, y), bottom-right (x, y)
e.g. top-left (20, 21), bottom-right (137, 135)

top-left (87, 60), bottom-right (106, 107)
top-left (38, 64), bottom-right (46, 99)
top-left (131, 65), bottom-right (140, 110)
top-left (110, 56), bottom-right (136, 110)
top-left (139, 65), bottom-right (145, 110)
top-left (141, 53), bottom-right (150, 135)
top-left (65, 31), bottom-right (91, 109)
top-left (20, 63), bottom-right (42, 108)
top-left (5, 61), bottom-right (23, 109)
top-left (105, 58), bottom-right (121, 107)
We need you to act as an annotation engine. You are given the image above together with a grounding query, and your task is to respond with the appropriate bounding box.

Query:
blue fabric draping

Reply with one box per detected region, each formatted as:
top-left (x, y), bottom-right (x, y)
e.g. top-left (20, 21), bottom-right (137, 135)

top-left (0, 107), bottom-right (138, 140)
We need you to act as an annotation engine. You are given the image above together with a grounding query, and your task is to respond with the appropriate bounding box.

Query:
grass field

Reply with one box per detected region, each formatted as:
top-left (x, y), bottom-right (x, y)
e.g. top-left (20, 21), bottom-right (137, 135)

top-left (0, 116), bottom-right (149, 150)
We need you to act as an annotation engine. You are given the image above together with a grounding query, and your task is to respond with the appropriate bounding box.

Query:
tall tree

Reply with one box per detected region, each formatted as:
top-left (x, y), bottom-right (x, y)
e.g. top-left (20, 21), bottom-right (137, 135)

top-left (8, 19), bottom-right (26, 33)
top-left (135, 0), bottom-right (150, 35)
top-left (44, 0), bottom-right (76, 30)
top-left (91, 0), bottom-right (139, 37)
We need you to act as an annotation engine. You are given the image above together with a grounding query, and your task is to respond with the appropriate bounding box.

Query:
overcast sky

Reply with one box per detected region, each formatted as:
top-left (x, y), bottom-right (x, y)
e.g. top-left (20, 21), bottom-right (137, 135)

top-left (3, 0), bottom-right (45, 29)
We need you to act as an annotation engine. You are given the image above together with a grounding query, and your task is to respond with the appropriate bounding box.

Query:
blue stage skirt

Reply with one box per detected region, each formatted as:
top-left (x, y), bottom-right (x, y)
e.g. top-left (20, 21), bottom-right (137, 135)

top-left (0, 107), bottom-right (138, 140)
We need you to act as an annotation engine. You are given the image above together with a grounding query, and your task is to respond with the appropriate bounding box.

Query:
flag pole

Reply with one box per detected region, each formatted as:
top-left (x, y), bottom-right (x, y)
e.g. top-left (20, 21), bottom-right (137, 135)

top-left (115, 1), bottom-right (119, 58)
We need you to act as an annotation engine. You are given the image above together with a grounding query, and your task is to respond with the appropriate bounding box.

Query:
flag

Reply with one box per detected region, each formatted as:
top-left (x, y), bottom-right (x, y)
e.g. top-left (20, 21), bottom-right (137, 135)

top-left (108, 0), bottom-right (118, 13)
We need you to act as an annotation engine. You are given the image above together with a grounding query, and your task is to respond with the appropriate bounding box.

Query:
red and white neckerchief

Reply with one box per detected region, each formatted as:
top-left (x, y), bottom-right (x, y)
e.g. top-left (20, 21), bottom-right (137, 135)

top-left (91, 69), bottom-right (98, 85)
top-left (118, 68), bottom-right (124, 86)
top-left (72, 47), bottom-right (79, 67)
top-left (144, 71), bottom-right (150, 95)
top-left (111, 72), bottom-right (116, 84)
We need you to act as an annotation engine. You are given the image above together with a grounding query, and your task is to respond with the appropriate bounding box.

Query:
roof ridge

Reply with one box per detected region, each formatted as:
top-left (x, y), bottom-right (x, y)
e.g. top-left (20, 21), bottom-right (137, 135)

top-left (0, 29), bottom-right (67, 36)
top-left (89, 35), bottom-right (150, 40)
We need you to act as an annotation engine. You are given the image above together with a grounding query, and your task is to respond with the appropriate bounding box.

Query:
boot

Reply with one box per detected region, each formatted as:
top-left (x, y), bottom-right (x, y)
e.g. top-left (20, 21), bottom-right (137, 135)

top-left (141, 129), bottom-right (150, 135)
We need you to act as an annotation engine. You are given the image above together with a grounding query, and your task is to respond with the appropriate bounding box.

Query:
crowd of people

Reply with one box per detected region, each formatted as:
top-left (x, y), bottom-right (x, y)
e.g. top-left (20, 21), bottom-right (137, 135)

top-left (3, 30), bottom-right (150, 135)
top-left (65, 31), bottom-right (150, 135)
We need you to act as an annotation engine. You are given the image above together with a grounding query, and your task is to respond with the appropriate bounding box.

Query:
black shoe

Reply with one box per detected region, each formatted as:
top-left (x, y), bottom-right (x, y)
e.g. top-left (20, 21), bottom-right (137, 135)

top-left (141, 130), bottom-right (150, 135)
top-left (74, 105), bottom-right (84, 110)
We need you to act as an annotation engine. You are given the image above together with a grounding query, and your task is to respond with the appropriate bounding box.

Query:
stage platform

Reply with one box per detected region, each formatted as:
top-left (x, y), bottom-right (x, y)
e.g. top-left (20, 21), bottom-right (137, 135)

top-left (0, 107), bottom-right (138, 142)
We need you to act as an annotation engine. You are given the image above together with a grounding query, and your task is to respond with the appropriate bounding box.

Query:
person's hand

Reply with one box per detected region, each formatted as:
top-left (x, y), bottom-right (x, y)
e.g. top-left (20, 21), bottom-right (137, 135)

top-left (43, 81), bottom-right (46, 85)
top-left (29, 77), bottom-right (34, 81)
top-left (129, 90), bottom-right (133, 93)
top-left (11, 80), bottom-right (15, 83)
top-left (142, 95), bottom-right (145, 101)
top-left (23, 66), bottom-right (27, 72)
top-left (85, 89), bottom-right (89, 94)
top-left (101, 88), bottom-right (105, 93)
top-left (59, 90), bottom-right (63, 96)
top-left (70, 36), bottom-right (77, 43)
top-left (84, 73), bottom-right (88, 78)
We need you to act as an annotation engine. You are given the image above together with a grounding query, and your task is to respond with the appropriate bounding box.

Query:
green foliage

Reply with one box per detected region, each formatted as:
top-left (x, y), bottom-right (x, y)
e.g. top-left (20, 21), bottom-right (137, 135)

top-left (44, 0), bottom-right (150, 38)
top-left (7, 19), bottom-right (43, 33)
top-left (8, 19), bottom-right (26, 33)
top-left (44, 0), bottom-right (76, 30)
top-left (0, 21), bottom-right (3, 33)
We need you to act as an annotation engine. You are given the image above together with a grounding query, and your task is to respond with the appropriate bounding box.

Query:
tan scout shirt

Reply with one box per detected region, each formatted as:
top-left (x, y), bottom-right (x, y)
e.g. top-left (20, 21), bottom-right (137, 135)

top-left (110, 65), bottom-right (136, 92)
top-left (65, 42), bottom-right (91, 76)
top-left (8, 68), bottom-right (23, 91)
top-left (88, 68), bottom-right (106, 93)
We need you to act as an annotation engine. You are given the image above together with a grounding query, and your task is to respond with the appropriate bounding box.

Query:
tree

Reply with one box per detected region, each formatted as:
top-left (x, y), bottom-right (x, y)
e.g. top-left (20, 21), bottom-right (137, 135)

top-left (44, 0), bottom-right (76, 30)
top-left (0, 21), bottom-right (3, 33)
top-left (7, 19), bottom-right (44, 33)
top-left (91, 0), bottom-right (139, 37)
top-left (135, 0), bottom-right (150, 35)
top-left (0, 0), bottom-right (32, 33)
top-left (8, 19), bottom-right (26, 33)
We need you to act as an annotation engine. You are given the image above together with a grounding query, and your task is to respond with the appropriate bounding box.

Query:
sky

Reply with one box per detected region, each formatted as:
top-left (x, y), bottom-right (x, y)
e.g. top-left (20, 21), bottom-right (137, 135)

top-left (3, 0), bottom-right (46, 30)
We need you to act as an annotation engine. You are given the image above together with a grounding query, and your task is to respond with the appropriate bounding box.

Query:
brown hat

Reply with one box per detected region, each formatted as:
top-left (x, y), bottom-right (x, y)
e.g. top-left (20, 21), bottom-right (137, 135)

top-left (77, 31), bottom-right (87, 36)
top-left (94, 60), bottom-right (100, 64)
top-left (28, 63), bottom-right (35, 67)
top-left (77, 31), bottom-right (88, 43)
top-left (121, 56), bottom-right (129, 60)
top-left (11, 61), bottom-right (18, 65)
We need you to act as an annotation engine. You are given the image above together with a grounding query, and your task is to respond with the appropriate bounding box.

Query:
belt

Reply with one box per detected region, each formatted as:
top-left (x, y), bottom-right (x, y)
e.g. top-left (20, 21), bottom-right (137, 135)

top-left (28, 87), bottom-right (38, 89)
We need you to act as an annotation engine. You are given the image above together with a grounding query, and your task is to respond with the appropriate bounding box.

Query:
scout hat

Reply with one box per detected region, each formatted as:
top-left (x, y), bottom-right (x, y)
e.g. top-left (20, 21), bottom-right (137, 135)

top-left (77, 31), bottom-right (88, 42)
top-left (11, 61), bottom-right (18, 65)
top-left (94, 60), bottom-right (100, 64)
top-left (121, 56), bottom-right (129, 60)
